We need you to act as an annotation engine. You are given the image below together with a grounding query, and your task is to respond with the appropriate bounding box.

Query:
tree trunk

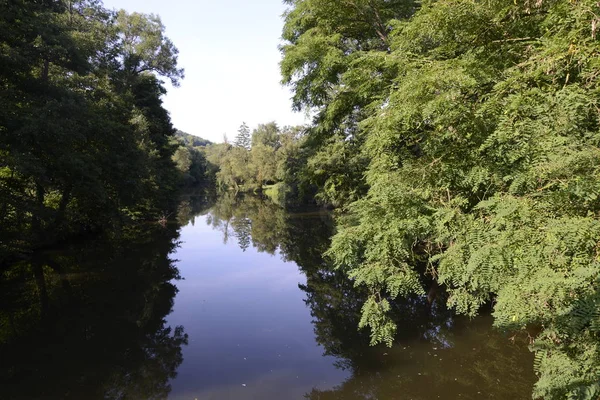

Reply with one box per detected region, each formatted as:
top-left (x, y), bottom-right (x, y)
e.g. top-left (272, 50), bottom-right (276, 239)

top-left (47, 185), bottom-right (72, 234)
top-left (32, 258), bottom-right (49, 323)
top-left (31, 182), bottom-right (46, 245)
top-left (47, 259), bottom-right (73, 298)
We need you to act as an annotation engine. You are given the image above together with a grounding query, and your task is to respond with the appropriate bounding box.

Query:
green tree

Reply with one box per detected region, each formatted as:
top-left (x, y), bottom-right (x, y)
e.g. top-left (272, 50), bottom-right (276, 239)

top-left (116, 10), bottom-right (184, 86)
top-left (0, 0), bottom-right (184, 262)
top-left (175, 130), bottom-right (212, 147)
top-left (234, 122), bottom-right (251, 150)
top-left (205, 122), bottom-right (307, 196)
top-left (172, 146), bottom-right (192, 174)
top-left (280, 0), bottom-right (418, 207)
top-left (283, 0), bottom-right (600, 398)
top-left (250, 122), bottom-right (281, 187)
top-left (250, 144), bottom-right (277, 187)
top-left (251, 122), bottom-right (281, 148)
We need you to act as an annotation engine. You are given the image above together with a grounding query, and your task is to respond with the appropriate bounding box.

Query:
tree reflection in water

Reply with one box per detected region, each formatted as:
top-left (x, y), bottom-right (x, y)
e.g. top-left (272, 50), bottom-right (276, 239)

top-left (0, 192), bottom-right (534, 399)
top-left (202, 193), bottom-right (535, 400)
top-left (0, 220), bottom-right (189, 400)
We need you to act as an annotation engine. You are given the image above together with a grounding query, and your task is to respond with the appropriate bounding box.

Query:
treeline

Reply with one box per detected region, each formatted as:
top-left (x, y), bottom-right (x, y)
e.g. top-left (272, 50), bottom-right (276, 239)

top-left (172, 130), bottom-right (212, 187)
top-left (205, 118), bottom-right (368, 207)
top-left (276, 0), bottom-right (600, 398)
top-left (204, 122), bottom-right (314, 204)
top-left (0, 1), bottom-right (185, 262)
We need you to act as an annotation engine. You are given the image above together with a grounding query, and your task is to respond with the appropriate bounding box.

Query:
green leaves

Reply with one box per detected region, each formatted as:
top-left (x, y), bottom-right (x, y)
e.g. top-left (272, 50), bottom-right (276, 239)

top-left (115, 10), bottom-right (184, 86)
top-left (205, 122), bottom-right (307, 196)
top-left (358, 296), bottom-right (397, 347)
top-left (1, 0), bottom-right (183, 257)
top-left (283, 0), bottom-right (600, 397)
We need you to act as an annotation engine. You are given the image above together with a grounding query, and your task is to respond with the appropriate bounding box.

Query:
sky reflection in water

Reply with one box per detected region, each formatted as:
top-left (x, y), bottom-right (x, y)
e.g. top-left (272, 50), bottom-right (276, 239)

top-left (166, 194), bottom-right (536, 400)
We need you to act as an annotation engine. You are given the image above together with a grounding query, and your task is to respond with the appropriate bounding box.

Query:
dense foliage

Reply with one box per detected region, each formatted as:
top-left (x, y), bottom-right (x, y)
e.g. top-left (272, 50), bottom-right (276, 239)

top-left (175, 130), bottom-right (212, 148)
top-left (172, 130), bottom-right (212, 186)
top-left (280, 0), bottom-right (600, 398)
top-left (204, 122), bottom-right (312, 204)
top-left (0, 0), bottom-right (183, 263)
top-left (5, 0), bottom-right (600, 397)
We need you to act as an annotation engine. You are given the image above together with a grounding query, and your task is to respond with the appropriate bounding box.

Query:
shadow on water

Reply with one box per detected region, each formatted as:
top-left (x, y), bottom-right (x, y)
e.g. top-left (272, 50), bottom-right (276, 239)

top-left (0, 191), bottom-right (535, 399)
top-left (0, 213), bottom-right (201, 399)
top-left (199, 193), bottom-right (536, 400)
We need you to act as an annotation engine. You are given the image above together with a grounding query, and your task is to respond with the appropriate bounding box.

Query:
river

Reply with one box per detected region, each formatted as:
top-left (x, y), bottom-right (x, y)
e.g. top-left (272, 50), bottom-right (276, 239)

top-left (0, 192), bottom-right (536, 399)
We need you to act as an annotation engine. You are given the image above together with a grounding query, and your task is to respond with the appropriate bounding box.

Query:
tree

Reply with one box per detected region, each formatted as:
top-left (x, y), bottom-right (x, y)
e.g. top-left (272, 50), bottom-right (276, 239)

top-left (172, 146), bottom-right (192, 174)
top-left (283, 0), bottom-right (600, 398)
top-left (206, 122), bottom-right (307, 194)
top-left (234, 122), bottom-right (251, 150)
top-left (280, 0), bottom-right (418, 207)
top-left (250, 144), bottom-right (277, 187)
top-left (251, 122), bottom-right (281, 148)
top-left (115, 10), bottom-right (185, 86)
top-left (0, 0), bottom-right (185, 262)
top-left (250, 122), bottom-right (281, 187)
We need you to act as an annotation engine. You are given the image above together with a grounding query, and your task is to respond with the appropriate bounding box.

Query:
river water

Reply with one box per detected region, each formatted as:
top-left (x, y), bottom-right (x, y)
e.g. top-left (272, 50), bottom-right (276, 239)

top-left (0, 193), bottom-right (536, 399)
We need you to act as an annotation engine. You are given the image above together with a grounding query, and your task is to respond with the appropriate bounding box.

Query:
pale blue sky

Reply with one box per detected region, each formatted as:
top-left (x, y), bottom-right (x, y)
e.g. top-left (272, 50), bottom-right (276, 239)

top-left (102, 0), bottom-right (307, 143)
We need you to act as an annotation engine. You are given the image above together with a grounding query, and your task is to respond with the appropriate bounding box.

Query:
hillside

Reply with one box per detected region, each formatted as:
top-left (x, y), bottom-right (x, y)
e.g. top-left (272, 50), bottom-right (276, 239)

top-left (175, 130), bottom-right (212, 147)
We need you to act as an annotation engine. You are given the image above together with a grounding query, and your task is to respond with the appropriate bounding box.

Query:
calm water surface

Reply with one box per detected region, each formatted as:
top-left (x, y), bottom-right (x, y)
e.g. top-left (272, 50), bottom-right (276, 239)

top-left (169, 194), bottom-right (536, 399)
top-left (0, 193), bottom-right (536, 399)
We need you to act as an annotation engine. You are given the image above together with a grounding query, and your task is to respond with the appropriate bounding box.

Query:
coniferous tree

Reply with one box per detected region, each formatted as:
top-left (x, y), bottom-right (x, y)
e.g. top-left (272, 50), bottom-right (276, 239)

top-left (234, 122), bottom-right (251, 150)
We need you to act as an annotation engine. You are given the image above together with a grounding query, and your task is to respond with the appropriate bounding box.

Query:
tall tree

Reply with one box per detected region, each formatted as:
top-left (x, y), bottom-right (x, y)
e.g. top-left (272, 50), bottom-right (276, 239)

top-left (251, 122), bottom-right (281, 148)
top-left (115, 10), bottom-right (184, 86)
top-left (0, 0), bottom-right (184, 261)
top-left (283, 0), bottom-right (600, 398)
top-left (234, 122), bottom-right (251, 150)
top-left (280, 0), bottom-right (419, 207)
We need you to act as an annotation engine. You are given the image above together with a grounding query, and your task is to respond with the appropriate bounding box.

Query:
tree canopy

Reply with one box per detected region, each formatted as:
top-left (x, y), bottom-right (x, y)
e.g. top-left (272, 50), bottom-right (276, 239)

top-left (116, 10), bottom-right (184, 86)
top-left (0, 0), bottom-right (185, 262)
top-left (280, 0), bottom-right (600, 398)
top-left (205, 121), bottom-right (310, 202)
top-left (4, 0), bottom-right (600, 397)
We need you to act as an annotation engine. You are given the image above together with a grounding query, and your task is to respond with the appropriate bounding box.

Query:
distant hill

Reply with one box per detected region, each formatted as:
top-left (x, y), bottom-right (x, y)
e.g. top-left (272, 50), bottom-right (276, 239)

top-left (175, 130), bottom-right (213, 147)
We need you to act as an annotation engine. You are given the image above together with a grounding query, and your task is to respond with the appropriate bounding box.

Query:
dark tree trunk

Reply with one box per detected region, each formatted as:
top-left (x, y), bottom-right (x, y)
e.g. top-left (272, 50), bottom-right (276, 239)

top-left (32, 258), bottom-right (49, 323)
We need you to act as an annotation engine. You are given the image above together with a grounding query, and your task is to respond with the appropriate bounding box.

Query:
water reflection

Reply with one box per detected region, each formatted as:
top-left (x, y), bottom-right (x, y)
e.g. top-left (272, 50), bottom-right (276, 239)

top-left (194, 193), bottom-right (535, 399)
top-left (0, 222), bottom-right (190, 400)
top-left (0, 193), bottom-right (535, 399)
